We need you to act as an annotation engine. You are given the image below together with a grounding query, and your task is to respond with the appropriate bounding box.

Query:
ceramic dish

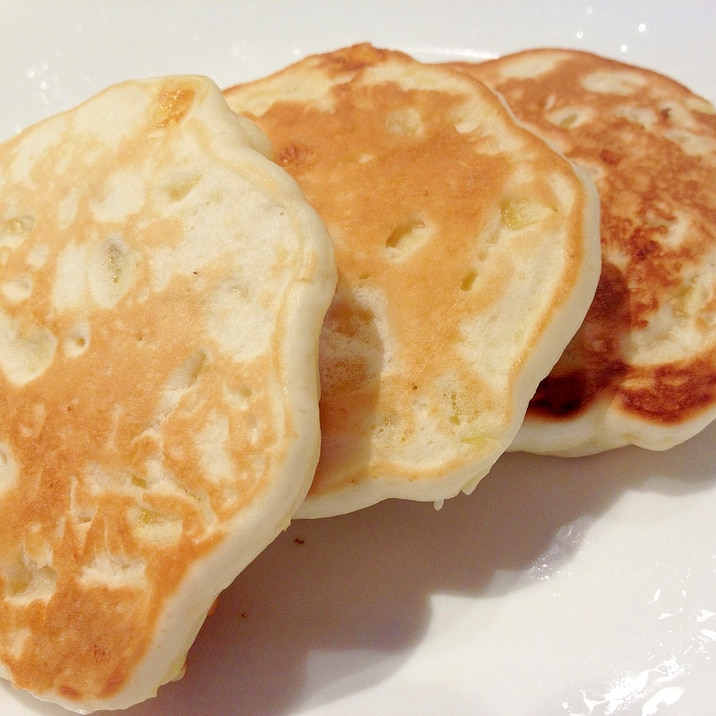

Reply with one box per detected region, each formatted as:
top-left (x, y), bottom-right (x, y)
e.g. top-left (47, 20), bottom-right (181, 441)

top-left (1, 2), bottom-right (714, 714)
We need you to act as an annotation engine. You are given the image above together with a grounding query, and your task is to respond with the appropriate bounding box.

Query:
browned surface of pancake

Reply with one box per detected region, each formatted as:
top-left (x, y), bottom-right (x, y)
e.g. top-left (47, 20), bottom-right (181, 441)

top-left (0, 76), bottom-right (335, 710)
top-left (449, 49), bottom-right (716, 454)
top-left (225, 44), bottom-right (601, 515)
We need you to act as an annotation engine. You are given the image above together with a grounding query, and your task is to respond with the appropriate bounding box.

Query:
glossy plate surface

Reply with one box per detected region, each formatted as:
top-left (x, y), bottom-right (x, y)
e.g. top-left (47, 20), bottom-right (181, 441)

top-left (1, 2), bottom-right (715, 714)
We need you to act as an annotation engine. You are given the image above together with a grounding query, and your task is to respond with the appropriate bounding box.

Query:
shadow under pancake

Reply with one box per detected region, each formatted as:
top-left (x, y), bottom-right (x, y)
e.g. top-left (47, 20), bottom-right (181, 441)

top-left (9, 421), bottom-right (716, 716)
top-left (528, 260), bottom-right (631, 421)
top-left (308, 269), bottom-right (384, 510)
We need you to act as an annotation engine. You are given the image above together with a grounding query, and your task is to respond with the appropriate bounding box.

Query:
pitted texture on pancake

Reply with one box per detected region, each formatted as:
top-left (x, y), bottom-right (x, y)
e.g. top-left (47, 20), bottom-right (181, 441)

top-left (225, 44), bottom-right (600, 517)
top-left (449, 49), bottom-right (716, 455)
top-left (0, 76), bottom-right (335, 710)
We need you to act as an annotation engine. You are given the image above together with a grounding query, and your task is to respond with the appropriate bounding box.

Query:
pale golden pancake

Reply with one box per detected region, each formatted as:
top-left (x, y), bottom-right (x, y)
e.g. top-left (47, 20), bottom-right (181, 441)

top-left (448, 48), bottom-right (716, 455)
top-left (0, 75), bottom-right (335, 710)
top-left (225, 44), bottom-right (601, 517)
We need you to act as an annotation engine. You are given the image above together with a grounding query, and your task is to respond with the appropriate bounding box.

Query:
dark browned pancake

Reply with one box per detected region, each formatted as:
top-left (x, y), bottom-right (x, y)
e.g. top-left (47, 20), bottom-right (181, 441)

top-left (448, 48), bottom-right (716, 455)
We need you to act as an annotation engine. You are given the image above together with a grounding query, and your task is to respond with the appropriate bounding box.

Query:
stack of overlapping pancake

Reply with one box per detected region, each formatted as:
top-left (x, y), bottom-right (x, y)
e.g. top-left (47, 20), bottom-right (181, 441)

top-left (0, 75), bottom-right (336, 710)
top-left (447, 48), bottom-right (716, 456)
top-left (3, 40), bottom-right (716, 714)
top-left (225, 43), bottom-right (602, 518)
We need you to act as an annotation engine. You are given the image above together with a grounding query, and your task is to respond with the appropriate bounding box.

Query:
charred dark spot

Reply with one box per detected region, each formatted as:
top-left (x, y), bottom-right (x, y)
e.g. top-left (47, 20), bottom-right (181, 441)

top-left (599, 148), bottom-right (622, 165)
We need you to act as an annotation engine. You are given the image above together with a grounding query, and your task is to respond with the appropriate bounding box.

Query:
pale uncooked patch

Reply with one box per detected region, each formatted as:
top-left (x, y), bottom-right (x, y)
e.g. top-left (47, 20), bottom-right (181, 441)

top-left (0, 444), bottom-right (18, 496)
top-left (0, 310), bottom-right (58, 386)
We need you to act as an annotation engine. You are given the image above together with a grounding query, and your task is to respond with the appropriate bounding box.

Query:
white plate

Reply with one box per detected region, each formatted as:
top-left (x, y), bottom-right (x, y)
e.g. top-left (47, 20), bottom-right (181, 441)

top-left (1, 2), bottom-right (715, 714)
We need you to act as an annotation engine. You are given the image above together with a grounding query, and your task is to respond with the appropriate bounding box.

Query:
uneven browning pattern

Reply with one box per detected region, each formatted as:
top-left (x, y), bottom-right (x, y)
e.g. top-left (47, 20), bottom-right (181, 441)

top-left (226, 44), bottom-right (601, 516)
top-left (451, 49), bottom-right (716, 453)
top-left (0, 76), bottom-right (334, 709)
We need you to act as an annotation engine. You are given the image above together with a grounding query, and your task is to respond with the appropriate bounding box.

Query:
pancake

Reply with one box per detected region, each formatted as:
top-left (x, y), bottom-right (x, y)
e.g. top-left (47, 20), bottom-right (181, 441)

top-left (447, 48), bottom-right (716, 455)
top-left (224, 44), bottom-right (601, 518)
top-left (0, 75), bottom-right (336, 710)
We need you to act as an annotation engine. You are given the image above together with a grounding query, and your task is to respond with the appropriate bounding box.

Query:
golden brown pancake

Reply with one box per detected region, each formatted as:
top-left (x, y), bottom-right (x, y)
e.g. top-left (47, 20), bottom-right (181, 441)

top-left (0, 75), bottom-right (335, 710)
top-left (225, 44), bottom-right (601, 517)
top-left (448, 48), bottom-right (716, 455)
